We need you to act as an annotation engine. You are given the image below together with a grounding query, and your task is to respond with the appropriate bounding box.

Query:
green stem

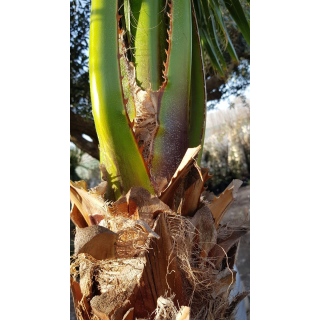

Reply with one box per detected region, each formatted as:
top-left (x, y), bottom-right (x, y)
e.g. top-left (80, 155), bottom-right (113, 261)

top-left (130, 0), bottom-right (166, 90)
top-left (151, 0), bottom-right (192, 186)
top-left (89, 0), bottom-right (153, 200)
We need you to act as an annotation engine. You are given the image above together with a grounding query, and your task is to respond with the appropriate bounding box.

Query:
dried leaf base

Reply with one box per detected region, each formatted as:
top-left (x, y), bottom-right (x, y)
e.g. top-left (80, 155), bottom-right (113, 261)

top-left (70, 147), bottom-right (249, 320)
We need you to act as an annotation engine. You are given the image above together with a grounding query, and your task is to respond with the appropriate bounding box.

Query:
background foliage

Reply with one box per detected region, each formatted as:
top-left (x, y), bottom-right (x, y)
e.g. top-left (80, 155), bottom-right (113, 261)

top-left (202, 100), bottom-right (250, 194)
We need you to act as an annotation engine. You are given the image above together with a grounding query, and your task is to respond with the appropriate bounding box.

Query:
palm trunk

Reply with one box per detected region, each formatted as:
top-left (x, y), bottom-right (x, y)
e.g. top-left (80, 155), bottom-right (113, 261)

top-left (70, 147), bottom-right (248, 319)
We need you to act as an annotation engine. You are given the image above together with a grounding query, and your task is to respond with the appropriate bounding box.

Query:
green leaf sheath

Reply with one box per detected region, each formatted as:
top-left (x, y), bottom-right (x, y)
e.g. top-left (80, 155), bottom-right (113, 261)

top-left (222, 0), bottom-right (250, 45)
top-left (151, 0), bottom-right (192, 185)
top-left (89, 0), bottom-right (153, 200)
top-left (123, 0), bottom-right (131, 43)
top-left (189, 0), bottom-right (206, 165)
top-left (130, 0), bottom-right (166, 91)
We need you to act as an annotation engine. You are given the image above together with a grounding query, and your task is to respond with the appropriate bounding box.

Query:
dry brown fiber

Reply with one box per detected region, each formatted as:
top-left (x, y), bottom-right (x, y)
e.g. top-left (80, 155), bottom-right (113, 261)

top-left (70, 147), bottom-right (249, 320)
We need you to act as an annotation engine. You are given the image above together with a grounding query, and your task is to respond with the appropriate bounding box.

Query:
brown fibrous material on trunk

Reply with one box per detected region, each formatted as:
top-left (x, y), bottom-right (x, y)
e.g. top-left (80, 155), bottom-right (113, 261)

top-left (119, 32), bottom-right (159, 171)
top-left (70, 148), bottom-right (249, 320)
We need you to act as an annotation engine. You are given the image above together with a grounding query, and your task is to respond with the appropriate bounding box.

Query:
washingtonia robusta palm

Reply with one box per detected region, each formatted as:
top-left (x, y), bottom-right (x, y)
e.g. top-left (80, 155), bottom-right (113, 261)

top-left (70, 1), bottom-right (250, 319)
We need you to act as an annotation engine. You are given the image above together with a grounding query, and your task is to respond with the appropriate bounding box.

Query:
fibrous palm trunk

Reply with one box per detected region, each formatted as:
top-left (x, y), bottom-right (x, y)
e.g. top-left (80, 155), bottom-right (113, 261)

top-left (70, 146), bottom-right (249, 320)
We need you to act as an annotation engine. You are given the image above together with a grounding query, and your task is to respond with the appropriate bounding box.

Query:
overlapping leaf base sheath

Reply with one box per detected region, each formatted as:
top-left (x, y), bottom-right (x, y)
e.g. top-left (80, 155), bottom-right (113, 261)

top-left (70, 149), bottom-right (249, 320)
top-left (90, 0), bottom-right (207, 199)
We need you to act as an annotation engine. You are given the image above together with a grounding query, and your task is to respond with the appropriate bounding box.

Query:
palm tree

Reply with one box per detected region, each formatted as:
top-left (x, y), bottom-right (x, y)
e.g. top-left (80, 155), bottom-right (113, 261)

top-left (70, 0), bottom-right (250, 319)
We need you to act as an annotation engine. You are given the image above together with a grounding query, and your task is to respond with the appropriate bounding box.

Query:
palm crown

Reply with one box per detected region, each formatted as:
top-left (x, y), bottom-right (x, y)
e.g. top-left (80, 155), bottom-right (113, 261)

top-left (89, 0), bottom-right (249, 201)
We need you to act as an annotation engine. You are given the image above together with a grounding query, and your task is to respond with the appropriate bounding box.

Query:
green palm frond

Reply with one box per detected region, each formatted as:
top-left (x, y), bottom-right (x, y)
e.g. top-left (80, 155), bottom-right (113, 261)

top-left (195, 0), bottom-right (250, 75)
top-left (89, 0), bottom-right (250, 199)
